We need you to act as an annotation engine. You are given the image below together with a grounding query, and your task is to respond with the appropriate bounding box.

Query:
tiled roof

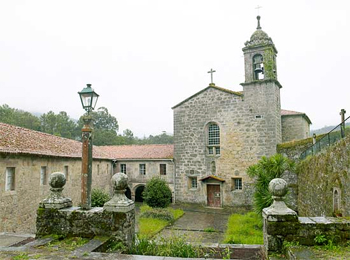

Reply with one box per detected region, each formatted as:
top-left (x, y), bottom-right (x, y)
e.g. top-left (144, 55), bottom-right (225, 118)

top-left (281, 109), bottom-right (312, 124)
top-left (0, 122), bottom-right (111, 159)
top-left (172, 84), bottom-right (242, 109)
top-left (100, 144), bottom-right (174, 160)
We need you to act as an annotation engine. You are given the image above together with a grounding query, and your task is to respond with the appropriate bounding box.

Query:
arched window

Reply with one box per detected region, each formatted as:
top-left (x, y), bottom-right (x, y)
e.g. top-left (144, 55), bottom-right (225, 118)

top-left (207, 123), bottom-right (220, 155)
top-left (253, 54), bottom-right (264, 80)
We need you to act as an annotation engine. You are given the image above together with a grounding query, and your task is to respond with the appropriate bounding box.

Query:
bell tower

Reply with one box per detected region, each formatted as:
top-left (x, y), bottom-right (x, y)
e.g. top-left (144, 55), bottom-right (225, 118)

top-left (243, 16), bottom-right (278, 83)
top-left (241, 16), bottom-right (282, 156)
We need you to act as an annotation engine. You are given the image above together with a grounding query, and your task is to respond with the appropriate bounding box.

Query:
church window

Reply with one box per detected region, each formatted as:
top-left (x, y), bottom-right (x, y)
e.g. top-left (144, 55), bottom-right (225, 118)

top-left (120, 164), bottom-right (126, 174)
top-left (232, 178), bottom-right (242, 191)
top-left (207, 123), bottom-right (220, 156)
top-left (139, 164), bottom-right (146, 175)
top-left (189, 177), bottom-right (197, 189)
top-left (5, 167), bottom-right (15, 191)
top-left (253, 54), bottom-right (264, 80)
top-left (160, 164), bottom-right (166, 175)
top-left (40, 166), bottom-right (47, 185)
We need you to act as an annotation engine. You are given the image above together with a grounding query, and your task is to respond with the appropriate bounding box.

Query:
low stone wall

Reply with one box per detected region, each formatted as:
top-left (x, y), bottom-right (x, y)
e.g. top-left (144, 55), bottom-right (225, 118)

top-left (36, 171), bottom-right (135, 248)
top-left (263, 178), bottom-right (350, 254)
top-left (265, 215), bottom-right (350, 252)
top-left (36, 207), bottom-right (135, 247)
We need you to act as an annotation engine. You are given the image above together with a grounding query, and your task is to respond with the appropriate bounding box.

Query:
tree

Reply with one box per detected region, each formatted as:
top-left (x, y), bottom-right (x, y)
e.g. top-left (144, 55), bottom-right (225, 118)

top-left (78, 107), bottom-right (120, 145)
top-left (247, 154), bottom-right (295, 215)
top-left (40, 111), bottom-right (78, 139)
top-left (143, 177), bottom-right (172, 208)
top-left (0, 104), bottom-right (41, 131)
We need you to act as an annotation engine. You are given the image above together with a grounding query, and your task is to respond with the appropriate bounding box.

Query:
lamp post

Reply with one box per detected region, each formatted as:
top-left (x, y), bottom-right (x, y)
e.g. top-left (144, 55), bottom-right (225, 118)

top-left (78, 84), bottom-right (99, 210)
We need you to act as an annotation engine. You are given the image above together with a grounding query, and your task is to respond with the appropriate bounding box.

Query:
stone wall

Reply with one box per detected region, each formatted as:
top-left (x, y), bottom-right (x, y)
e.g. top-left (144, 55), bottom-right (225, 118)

top-left (297, 135), bottom-right (350, 217)
top-left (114, 160), bottom-right (175, 200)
top-left (173, 82), bottom-right (281, 206)
top-left (277, 137), bottom-right (314, 161)
top-left (36, 207), bottom-right (135, 247)
top-left (0, 154), bottom-right (112, 233)
top-left (263, 178), bottom-right (350, 254)
top-left (282, 115), bottom-right (310, 143)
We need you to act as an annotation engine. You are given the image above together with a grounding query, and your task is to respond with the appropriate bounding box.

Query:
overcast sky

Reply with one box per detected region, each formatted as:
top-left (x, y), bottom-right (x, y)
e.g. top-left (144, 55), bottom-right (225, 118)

top-left (1, 0), bottom-right (350, 137)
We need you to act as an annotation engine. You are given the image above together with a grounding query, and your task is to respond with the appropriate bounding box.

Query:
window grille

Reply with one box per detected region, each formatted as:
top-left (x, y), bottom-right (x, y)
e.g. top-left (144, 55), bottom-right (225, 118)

top-left (160, 164), bottom-right (166, 175)
top-left (121, 164), bottom-right (126, 174)
top-left (139, 164), bottom-right (146, 175)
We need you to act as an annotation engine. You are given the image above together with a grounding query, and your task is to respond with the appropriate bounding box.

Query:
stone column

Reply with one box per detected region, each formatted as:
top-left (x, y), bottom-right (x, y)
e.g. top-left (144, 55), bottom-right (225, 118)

top-left (262, 178), bottom-right (298, 254)
top-left (104, 172), bottom-right (135, 247)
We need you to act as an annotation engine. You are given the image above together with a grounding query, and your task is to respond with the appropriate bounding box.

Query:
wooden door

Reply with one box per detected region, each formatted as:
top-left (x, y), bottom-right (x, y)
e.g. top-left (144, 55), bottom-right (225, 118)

top-left (207, 184), bottom-right (221, 207)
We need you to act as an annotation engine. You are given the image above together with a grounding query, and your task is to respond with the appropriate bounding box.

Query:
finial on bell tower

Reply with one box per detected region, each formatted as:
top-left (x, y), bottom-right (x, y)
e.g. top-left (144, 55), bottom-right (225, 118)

top-left (257, 15), bottom-right (262, 30)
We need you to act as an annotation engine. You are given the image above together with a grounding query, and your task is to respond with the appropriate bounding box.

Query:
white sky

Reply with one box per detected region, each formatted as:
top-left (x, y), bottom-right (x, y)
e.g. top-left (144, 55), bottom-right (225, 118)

top-left (1, 0), bottom-right (350, 137)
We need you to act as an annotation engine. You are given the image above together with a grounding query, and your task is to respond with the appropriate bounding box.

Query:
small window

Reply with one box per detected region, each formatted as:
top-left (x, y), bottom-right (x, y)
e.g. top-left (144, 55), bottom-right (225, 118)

top-left (5, 167), bottom-right (15, 191)
top-left (40, 166), bottom-right (47, 185)
top-left (64, 166), bottom-right (69, 181)
top-left (120, 164), bottom-right (126, 174)
top-left (97, 164), bottom-right (100, 175)
top-left (215, 147), bottom-right (220, 155)
top-left (107, 164), bottom-right (109, 174)
top-left (160, 164), bottom-right (166, 175)
top-left (189, 177), bottom-right (197, 189)
top-left (139, 164), bottom-right (146, 175)
top-left (232, 178), bottom-right (243, 190)
top-left (255, 115), bottom-right (263, 119)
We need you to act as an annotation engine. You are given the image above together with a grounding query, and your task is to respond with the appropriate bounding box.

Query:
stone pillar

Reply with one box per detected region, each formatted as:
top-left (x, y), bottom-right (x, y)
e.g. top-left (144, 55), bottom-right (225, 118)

top-left (262, 178), bottom-right (298, 254)
top-left (40, 172), bottom-right (72, 209)
top-left (104, 172), bottom-right (135, 247)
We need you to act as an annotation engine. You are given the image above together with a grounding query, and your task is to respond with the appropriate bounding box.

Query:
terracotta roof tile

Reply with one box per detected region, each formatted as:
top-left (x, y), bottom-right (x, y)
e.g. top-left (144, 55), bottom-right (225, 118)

top-left (0, 122), bottom-right (111, 159)
top-left (100, 144), bottom-right (174, 160)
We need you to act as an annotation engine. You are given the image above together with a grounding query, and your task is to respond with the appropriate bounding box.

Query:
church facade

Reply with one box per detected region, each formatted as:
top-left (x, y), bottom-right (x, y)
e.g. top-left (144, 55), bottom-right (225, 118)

top-left (172, 16), bottom-right (311, 207)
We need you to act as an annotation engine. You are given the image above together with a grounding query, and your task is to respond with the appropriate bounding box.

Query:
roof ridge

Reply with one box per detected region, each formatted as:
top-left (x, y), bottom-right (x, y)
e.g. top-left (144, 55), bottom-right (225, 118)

top-left (0, 122), bottom-right (80, 143)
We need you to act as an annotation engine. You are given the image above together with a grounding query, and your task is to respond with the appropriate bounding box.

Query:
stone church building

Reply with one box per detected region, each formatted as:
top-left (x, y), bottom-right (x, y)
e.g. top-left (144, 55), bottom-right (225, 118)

top-left (172, 16), bottom-right (311, 207)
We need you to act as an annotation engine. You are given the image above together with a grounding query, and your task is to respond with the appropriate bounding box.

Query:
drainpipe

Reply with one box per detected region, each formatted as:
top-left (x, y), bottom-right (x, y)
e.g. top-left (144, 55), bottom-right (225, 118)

top-left (171, 159), bottom-right (176, 204)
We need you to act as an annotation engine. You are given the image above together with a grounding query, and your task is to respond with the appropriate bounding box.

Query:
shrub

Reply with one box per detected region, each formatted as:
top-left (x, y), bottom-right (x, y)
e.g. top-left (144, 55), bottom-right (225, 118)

top-left (247, 154), bottom-right (295, 215)
top-left (91, 188), bottom-right (110, 207)
top-left (139, 207), bottom-right (174, 222)
top-left (143, 177), bottom-right (172, 208)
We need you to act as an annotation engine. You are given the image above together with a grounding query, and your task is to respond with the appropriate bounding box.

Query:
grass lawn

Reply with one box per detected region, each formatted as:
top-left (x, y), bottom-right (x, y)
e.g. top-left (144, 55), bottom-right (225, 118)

top-left (223, 212), bottom-right (263, 244)
top-left (138, 205), bottom-right (184, 239)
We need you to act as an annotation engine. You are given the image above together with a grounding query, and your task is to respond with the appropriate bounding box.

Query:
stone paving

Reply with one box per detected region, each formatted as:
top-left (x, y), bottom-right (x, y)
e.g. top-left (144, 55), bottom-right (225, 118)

top-left (157, 208), bottom-right (230, 244)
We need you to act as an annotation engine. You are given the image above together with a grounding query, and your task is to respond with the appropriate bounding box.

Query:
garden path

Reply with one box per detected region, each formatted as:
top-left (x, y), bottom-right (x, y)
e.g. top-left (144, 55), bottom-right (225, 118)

top-left (156, 204), bottom-right (234, 244)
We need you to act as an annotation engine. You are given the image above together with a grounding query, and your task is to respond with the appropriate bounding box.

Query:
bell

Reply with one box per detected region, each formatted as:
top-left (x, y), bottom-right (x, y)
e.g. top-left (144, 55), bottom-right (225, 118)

top-left (254, 67), bottom-right (263, 74)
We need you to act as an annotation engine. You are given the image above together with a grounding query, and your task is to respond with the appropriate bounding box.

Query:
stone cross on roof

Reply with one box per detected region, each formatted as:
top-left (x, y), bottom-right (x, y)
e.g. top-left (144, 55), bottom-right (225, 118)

top-left (207, 68), bottom-right (216, 84)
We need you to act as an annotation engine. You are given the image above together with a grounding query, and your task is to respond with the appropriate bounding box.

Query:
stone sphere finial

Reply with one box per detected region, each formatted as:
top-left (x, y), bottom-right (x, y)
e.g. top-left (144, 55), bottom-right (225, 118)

top-left (41, 172), bottom-right (72, 209)
top-left (49, 172), bottom-right (66, 189)
top-left (111, 172), bottom-right (128, 192)
top-left (268, 178), bottom-right (287, 199)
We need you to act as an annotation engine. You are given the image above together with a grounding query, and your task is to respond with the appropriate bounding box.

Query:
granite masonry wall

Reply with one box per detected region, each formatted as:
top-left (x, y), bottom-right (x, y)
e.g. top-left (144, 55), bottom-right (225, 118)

top-left (0, 154), bottom-right (112, 233)
top-left (282, 115), bottom-right (310, 143)
top-left (173, 81), bottom-right (281, 206)
top-left (297, 135), bottom-right (350, 217)
top-left (114, 160), bottom-right (175, 201)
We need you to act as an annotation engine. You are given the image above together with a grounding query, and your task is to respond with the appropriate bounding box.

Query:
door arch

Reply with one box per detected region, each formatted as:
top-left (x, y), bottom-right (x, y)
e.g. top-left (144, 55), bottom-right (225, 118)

top-left (125, 187), bottom-right (132, 200)
top-left (135, 185), bottom-right (145, 202)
